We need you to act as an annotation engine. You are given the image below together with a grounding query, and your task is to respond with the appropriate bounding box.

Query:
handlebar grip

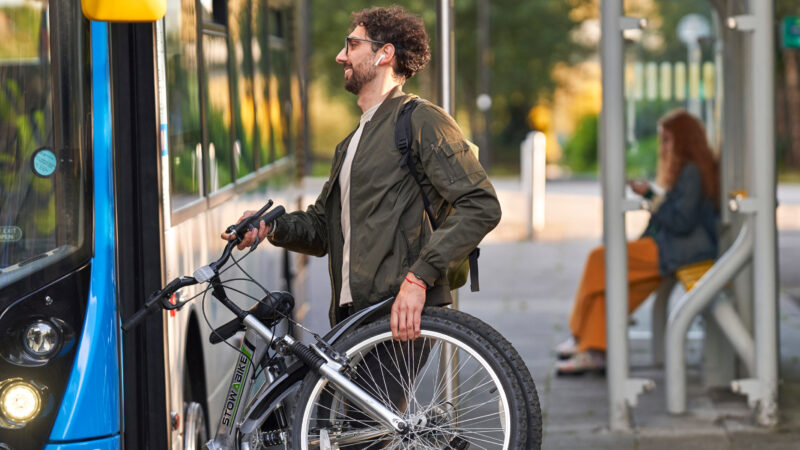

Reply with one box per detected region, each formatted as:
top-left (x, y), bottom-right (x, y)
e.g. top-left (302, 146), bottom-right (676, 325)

top-left (233, 200), bottom-right (273, 237)
top-left (258, 205), bottom-right (285, 228)
top-left (122, 303), bottom-right (158, 331)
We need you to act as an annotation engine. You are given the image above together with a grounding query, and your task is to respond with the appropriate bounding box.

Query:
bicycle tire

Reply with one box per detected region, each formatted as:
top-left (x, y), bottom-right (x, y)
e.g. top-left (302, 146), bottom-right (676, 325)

top-left (287, 307), bottom-right (528, 449)
top-left (463, 312), bottom-right (542, 449)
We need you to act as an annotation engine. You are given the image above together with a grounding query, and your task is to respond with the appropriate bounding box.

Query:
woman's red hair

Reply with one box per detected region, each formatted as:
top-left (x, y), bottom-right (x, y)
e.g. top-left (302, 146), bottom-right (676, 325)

top-left (658, 109), bottom-right (719, 205)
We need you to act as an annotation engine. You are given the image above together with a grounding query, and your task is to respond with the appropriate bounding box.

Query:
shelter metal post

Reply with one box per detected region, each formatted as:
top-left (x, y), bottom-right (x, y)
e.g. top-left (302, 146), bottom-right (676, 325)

top-left (600, 0), bottom-right (654, 431)
top-left (752, 0), bottom-right (778, 426)
top-left (749, 0), bottom-right (779, 426)
top-left (436, 0), bottom-right (460, 414)
top-left (724, 1), bottom-right (779, 427)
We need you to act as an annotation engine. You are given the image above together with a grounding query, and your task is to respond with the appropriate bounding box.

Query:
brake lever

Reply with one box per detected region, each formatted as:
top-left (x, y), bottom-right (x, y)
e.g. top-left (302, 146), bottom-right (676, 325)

top-left (247, 223), bottom-right (261, 252)
top-left (159, 292), bottom-right (189, 311)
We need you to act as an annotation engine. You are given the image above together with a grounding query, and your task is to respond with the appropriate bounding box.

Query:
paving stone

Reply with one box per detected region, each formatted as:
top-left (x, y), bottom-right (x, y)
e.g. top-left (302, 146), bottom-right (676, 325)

top-left (729, 431), bottom-right (800, 450)
top-left (543, 430), bottom-right (636, 450)
top-left (637, 434), bottom-right (732, 449)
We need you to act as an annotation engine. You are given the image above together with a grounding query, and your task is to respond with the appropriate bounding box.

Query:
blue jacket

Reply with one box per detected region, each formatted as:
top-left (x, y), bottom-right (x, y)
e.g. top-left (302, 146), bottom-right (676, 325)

top-left (643, 163), bottom-right (719, 275)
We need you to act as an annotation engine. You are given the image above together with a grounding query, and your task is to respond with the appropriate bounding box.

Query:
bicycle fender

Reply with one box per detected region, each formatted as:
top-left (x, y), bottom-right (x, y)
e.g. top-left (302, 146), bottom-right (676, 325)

top-left (239, 359), bottom-right (307, 435)
top-left (322, 298), bottom-right (394, 345)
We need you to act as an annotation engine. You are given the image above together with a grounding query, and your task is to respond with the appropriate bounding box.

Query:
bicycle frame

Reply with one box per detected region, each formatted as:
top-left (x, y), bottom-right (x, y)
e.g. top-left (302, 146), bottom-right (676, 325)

top-left (206, 293), bottom-right (401, 450)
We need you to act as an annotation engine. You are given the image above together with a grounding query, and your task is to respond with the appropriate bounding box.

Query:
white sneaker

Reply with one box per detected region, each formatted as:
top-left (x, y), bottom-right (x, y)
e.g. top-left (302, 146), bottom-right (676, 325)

top-left (555, 350), bottom-right (606, 376)
top-left (554, 336), bottom-right (577, 360)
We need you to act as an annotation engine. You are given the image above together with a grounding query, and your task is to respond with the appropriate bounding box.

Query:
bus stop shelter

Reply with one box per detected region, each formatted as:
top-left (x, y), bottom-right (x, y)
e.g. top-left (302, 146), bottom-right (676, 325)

top-left (600, 0), bottom-right (779, 430)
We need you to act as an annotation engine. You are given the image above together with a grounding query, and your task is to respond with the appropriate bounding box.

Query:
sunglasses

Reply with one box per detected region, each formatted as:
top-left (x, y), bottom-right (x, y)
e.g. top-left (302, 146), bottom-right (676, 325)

top-left (344, 36), bottom-right (388, 55)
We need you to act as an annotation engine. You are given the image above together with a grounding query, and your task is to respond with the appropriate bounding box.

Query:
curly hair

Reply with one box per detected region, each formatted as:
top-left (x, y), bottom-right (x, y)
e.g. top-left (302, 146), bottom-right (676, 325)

top-left (350, 5), bottom-right (431, 80)
top-left (658, 109), bottom-right (720, 205)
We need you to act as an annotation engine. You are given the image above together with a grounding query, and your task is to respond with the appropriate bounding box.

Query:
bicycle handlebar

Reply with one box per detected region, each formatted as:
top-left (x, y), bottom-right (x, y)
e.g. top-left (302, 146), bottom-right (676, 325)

top-left (121, 201), bottom-right (285, 331)
top-left (229, 199), bottom-right (273, 242)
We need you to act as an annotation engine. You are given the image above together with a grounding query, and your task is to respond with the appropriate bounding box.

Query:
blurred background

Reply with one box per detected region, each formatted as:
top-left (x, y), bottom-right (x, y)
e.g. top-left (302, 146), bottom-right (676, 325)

top-left (304, 0), bottom-right (800, 184)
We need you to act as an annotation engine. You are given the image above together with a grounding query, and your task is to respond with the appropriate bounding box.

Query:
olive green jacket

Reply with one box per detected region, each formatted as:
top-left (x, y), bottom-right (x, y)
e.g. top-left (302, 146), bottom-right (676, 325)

top-left (268, 87), bottom-right (501, 324)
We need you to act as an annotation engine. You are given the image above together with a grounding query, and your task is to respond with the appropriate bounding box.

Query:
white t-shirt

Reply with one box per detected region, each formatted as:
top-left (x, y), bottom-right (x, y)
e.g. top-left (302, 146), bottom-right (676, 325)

top-left (338, 102), bottom-right (380, 306)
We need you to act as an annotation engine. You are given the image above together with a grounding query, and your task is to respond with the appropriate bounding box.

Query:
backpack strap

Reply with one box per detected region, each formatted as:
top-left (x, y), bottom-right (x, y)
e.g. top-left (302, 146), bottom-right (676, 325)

top-left (395, 99), bottom-right (481, 292)
top-left (396, 100), bottom-right (438, 228)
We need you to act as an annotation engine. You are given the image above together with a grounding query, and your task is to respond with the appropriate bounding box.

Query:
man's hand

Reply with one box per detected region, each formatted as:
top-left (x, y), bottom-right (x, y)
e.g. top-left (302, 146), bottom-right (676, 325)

top-left (220, 210), bottom-right (272, 250)
top-left (391, 272), bottom-right (427, 341)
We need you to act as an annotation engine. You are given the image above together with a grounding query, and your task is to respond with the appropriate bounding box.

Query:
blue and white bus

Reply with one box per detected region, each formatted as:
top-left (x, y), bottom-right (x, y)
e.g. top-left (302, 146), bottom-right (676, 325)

top-left (0, 0), bottom-right (307, 448)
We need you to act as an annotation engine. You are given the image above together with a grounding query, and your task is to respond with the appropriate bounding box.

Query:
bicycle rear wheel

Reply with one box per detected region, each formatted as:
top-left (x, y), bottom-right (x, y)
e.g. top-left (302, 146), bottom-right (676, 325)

top-left (288, 307), bottom-right (527, 449)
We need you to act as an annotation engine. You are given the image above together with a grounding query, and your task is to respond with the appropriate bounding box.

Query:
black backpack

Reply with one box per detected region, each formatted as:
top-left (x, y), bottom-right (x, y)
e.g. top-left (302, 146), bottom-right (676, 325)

top-left (395, 99), bottom-right (481, 292)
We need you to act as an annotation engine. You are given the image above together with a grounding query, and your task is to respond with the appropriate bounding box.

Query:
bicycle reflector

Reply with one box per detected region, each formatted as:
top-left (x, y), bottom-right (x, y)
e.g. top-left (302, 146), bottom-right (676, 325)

top-left (0, 378), bottom-right (43, 428)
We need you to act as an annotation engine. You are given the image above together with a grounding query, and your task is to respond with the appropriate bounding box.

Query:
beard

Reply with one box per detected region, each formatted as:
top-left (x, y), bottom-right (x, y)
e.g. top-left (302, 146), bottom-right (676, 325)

top-left (344, 60), bottom-right (377, 94)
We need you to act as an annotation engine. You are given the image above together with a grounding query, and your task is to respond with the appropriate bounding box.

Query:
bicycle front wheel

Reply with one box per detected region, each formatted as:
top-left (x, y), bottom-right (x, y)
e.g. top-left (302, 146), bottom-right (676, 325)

top-left (288, 307), bottom-right (528, 449)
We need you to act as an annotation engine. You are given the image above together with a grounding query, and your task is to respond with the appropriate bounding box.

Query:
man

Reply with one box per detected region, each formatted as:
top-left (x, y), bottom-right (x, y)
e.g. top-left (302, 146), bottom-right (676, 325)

top-left (233, 6), bottom-right (501, 341)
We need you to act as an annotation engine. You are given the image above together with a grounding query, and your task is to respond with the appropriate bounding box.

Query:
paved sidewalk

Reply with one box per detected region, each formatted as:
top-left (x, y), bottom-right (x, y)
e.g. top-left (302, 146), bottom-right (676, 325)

top-left (295, 177), bottom-right (800, 449)
top-left (458, 239), bottom-right (800, 450)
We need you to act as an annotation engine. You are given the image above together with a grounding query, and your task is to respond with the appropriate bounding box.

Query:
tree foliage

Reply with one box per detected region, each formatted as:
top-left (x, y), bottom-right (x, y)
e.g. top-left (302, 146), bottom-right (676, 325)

top-left (454, 0), bottom-right (590, 168)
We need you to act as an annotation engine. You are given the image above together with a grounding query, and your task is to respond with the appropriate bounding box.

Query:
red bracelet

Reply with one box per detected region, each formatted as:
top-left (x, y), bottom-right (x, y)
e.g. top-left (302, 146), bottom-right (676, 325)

top-left (405, 276), bottom-right (427, 290)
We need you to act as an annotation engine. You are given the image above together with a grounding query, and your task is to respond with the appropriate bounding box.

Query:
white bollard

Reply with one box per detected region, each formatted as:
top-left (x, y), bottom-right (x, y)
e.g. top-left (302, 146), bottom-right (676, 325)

top-left (520, 131), bottom-right (546, 239)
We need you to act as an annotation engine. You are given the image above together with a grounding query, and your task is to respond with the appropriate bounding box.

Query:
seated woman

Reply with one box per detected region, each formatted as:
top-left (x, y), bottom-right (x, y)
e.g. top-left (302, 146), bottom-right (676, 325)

top-left (555, 109), bottom-right (720, 375)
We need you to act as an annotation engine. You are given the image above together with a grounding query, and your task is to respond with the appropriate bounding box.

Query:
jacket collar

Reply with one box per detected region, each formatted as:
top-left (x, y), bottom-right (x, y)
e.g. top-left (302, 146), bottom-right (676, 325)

top-left (369, 85), bottom-right (415, 125)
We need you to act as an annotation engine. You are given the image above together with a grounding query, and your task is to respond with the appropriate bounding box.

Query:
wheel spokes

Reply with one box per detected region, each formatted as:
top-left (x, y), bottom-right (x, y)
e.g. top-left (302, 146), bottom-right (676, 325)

top-left (302, 332), bottom-right (511, 449)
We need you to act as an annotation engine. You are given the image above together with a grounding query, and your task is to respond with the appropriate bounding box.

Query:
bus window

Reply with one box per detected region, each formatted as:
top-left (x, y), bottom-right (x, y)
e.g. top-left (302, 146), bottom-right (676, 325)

top-left (268, 6), bottom-right (290, 160)
top-left (202, 33), bottom-right (233, 191)
top-left (198, 0), bottom-right (226, 26)
top-left (254, 0), bottom-right (273, 167)
top-left (0, 0), bottom-right (84, 288)
top-left (165, 0), bottom-right (204, 210)
top-left (229, 0), bottom-right (257, 177)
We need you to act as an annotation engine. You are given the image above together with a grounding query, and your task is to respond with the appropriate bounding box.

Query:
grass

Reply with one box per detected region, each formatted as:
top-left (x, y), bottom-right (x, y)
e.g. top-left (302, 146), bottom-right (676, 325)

top-left (778, 168), bottom-right (800, 184)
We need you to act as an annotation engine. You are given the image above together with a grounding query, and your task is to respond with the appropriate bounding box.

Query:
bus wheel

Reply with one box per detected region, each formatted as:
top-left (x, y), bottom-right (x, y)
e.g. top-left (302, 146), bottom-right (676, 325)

top-left (184, 401), bottom-right (207, 450)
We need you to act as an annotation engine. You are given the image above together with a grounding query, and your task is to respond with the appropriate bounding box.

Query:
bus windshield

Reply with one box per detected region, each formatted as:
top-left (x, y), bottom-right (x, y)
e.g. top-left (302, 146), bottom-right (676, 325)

top-left (0, 0), bottom-right (86, 298)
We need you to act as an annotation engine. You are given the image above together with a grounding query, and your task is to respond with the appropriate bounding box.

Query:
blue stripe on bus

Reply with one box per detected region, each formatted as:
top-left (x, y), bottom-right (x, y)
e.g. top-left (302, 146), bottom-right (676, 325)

top-left (161, 123), bottom-right (168, 156)
top-left (49, 22), bottom-right (120, 442)
top-left (45, 435), bottom-right (120, 450)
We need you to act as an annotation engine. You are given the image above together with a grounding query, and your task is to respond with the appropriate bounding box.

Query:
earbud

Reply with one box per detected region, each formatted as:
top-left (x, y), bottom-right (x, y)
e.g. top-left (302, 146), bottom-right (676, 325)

top-left (375, 54), bottom-right (385, 66)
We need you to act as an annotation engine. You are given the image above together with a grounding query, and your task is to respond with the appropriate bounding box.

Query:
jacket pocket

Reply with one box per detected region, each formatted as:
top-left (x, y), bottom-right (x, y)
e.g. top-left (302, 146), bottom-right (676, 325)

top-left (434, 140), bottom-right (482, 184)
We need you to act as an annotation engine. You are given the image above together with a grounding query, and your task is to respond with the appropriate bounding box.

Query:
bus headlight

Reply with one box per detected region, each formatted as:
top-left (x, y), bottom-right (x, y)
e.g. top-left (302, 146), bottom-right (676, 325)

top-left (0, 379), bottom-right (42, 428)
top-left (23, 320), bottom-right (61, 358)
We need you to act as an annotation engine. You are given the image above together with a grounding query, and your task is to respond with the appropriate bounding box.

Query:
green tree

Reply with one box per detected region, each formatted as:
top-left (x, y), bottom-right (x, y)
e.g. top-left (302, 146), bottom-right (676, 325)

top-left (563, 114), bottom-right (598, 174)
top-left (454, 0), bottom-right (591, 170)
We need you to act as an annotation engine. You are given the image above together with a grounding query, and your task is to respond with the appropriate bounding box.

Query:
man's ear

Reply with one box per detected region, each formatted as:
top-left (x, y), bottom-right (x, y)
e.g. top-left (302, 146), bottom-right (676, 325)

top-left (384, 43), bottom-right (397, 63)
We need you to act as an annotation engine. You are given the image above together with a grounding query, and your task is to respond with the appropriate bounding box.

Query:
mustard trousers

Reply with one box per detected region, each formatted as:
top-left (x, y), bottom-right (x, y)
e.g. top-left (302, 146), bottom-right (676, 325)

top-left (569, 237), bottom-right (663, 352)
